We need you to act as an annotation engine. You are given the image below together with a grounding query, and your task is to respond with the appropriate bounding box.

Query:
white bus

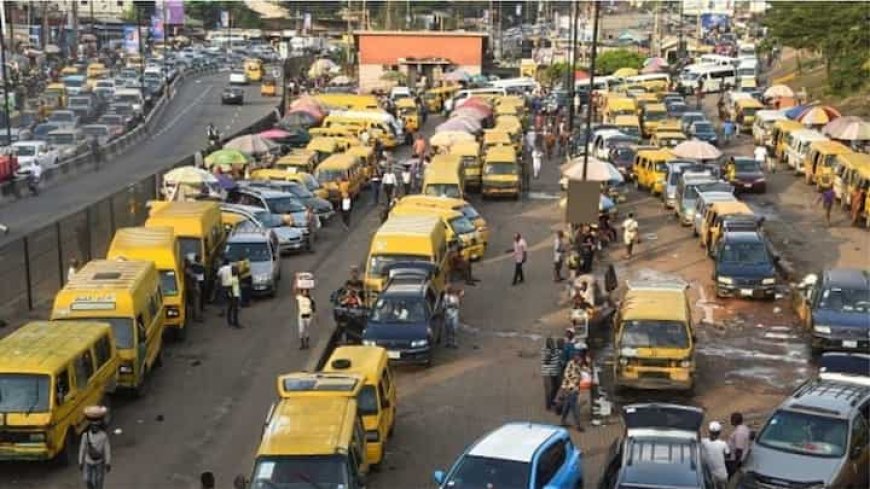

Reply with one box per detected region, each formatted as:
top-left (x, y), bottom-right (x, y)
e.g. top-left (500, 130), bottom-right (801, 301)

top-left (679, 65), bottom-right (737, 93)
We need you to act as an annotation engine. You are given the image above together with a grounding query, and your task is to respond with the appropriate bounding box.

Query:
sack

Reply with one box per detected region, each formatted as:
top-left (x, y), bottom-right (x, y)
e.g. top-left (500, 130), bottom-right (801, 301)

top-left (521, 251), bottom-right (527, 264)
top-left (86, 433), bottom-right (103, 462)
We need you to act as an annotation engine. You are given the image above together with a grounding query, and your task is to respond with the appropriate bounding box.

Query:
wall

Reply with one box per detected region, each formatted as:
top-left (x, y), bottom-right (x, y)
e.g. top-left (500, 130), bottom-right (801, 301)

top-left (357, 33), bottom-right (484, 67)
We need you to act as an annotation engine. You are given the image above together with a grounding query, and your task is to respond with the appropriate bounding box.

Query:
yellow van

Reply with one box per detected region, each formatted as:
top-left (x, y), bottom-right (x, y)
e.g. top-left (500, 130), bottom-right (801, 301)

top-left (649, 131), bottom-right (687, 149)
top-left (107, 226), bottom-right (186, 339)
top-left (494, 115), bottom-right (523, 152)
top-left (306, 137), bottom-right (342, 162)
top-left (482, 146), bottom-right (520, 199)
top-left (396, 194), bottom-right (489, 245)
top-left (803, 140), bottom-right (852, 187)
top-left (700, 201), bottom-right (755, 253)
top-left (145, 201), bottom-right (224, 291)
top-left (614, 115), bottom-right (642, 140)
top-left (0, 321), bottom-right (118, 463)
top-left (347, 145), bottom-right (376, 179)
top-left (275, 149), bottom-right (319, 174)
top-left (365, 215), bottom-right (449, 303)
top-left (60, 66), bottom-right (79, 76)
top-left (422, 154), bottom-right (465, 199)
top-left (449, 141), bottom-right (483, 190)
top-left (315, 93), bottom-right (380, 110)
top-left (734, 98), bottom-right (764, 133)
top-left (835, 153), bottom-right (870, 204)
top-left (308, 126), bottom-right (361, 140)
top-left (323, 346), bottom-right (397, 467)
top-left (325, 116), bottom-right (399, 149)
top-left (51, 260), bottom-right (165, 394)
top-left (244, 58), bottom-right (263, 82)
top-left (395, 98), bottom-right (420, 132)
top-left (633, 149), bottom-right (672, 194)
top-left (641, 103), bottom-right (668, 138)
top-left (770, 120), bottom-right (806, 162)
top-left (605, 97), bottom-right (638, 123)
top-left (613, 282), bottom-right (695, 392)
top-left (314, 153), bottom-right (365, 201)
top-left (483, 129), bottom-right (515, 155)
top-left (423, 88), bottom-right (444, 113)
top-left (391, 203), bottom-right (484, 261)
top-left (86, 63), bottom-right (107, 80)
top-left (243, 396), bottom-right (369, 487)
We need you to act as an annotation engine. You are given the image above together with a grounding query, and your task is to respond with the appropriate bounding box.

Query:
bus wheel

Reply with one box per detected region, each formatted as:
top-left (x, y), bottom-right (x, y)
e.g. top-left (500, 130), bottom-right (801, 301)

top-left (55, 429), bottom-right (76, 466)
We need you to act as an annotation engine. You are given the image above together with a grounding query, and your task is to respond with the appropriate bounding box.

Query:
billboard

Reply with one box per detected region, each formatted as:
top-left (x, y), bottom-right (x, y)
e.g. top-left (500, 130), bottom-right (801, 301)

top-left (123, 25), bottom-right (140, 54)
top-left (167, 0), bottom-right (185, 25)
top-left (150, 15), bottom-right (165, 41)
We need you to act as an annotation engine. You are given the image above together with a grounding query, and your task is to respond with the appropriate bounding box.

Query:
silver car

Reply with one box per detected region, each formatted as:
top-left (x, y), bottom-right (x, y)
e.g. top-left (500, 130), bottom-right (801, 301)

top-left (223, 230), bottom-right (280, 297)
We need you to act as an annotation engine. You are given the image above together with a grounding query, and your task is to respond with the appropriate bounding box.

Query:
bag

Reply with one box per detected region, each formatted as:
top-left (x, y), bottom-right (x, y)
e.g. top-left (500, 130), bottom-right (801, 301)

top-left (86, 433), bottom-right (103, 462)
top-left (521, 251), bottom-right (527, 264)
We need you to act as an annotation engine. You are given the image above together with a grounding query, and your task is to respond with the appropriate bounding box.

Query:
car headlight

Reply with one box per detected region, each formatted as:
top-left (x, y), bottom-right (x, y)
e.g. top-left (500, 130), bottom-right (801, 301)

top-left (680, 359), bottom-right (692, 368)
top-left (410, 339), bottom-right (429, 348)
top-left (814, 325), bottom-right (831, 334)
top-left (119, 362), bottom-right (134, 374)
top-left (762, 277), bottom-right (776, 285)
top-left (166, 306), bottom-right (180, 318)
top-left (362, 339), bottom-right (377, 346)
top-left (717, 276), bottom-right (733, 285)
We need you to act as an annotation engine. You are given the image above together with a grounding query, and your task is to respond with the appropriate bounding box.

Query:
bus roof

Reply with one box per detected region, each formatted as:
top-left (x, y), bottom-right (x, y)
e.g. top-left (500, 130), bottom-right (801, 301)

top-left (63, 259), bottom-right (155, 293)
top-left (375, 215), bottom-right (443, 238)
top-left (809, 140), bottom-right (852, 154)
top-left (0, 321), bottom-right (112, 375)
top-left (317, 153), bottom-right (359, 170)
top-left (108, 227), bottom-right (177, 267)
top-left (710, 201), bottom-right (754, 216)
top-left (257, 396), bottom-right (358, 456)
top-left (621, 287), bottom-right (689, 322)
top-left (323, 346), bottom-right (389, 381)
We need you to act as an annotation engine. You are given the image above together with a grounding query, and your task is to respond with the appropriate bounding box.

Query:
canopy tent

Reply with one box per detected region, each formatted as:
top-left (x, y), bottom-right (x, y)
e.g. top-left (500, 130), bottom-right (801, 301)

top-left (822, 116), bottom-right (870, 141)
top-left (796, 106), bottom-right (841, 126)
top-left (560, 157), bottom-right (624, 183)
top-left (204, 149), bottom-right (253, 169)
top-left (224, 134), bottom-right (278, 155)
top-left (763, 84), bottom-right (795, 99)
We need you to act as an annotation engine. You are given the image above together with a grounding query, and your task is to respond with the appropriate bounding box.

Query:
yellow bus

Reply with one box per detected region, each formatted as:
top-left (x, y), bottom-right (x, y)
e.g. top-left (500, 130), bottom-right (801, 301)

top-left (244, 58), bottom-right (264, 82)
top-left (390, 202), bottom-right (484, 261)
top-left (396, 195), bottom-right (489, 245)
top-left (422, 154), bottom-right (465, 199)
top-left (314, 153), bottom-right (366, 202)
top-left (482, 146), bottom-right (520, 198)
top-left (0, 321), bottom-right (119, 463)
top-left (107, 226), bottom-right (187, 339)
top-left (51, 260), bottom-right (165, 395)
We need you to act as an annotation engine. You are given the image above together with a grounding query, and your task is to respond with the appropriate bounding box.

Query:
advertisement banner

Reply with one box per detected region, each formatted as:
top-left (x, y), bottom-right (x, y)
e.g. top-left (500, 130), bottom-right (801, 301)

top-left (167, 0), bottom-right (185, 25)
top-left (220, 11), bottom-right (229, 28)
top-left (123, 25), bottom-right (139, 54)
top-left (150, 15), bottom-right (165, 41)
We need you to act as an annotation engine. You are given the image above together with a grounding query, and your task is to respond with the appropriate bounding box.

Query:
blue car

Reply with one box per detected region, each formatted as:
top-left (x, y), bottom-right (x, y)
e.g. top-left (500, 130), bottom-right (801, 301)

top-left (714, 230), bottom-right (777, 300)
top-left (433, 422), bottom-right (583, 489)
top-left (795, 268), bottom-right (870, 354)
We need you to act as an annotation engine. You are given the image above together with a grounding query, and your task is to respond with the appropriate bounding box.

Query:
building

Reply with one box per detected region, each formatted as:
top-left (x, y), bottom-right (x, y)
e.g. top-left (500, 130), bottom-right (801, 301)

top-left (354, 30), bottom-right (487, 92)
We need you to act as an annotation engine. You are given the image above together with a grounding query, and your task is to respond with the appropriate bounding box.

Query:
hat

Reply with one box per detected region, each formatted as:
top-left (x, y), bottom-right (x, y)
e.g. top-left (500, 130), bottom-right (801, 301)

top-left (708, 421), bottom-right (722, 432)
top-left (84, 405), bottom-right (108, 420)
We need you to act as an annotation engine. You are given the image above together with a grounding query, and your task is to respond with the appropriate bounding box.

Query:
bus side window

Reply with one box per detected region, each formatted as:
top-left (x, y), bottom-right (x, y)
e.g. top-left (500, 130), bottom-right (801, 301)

top-left (74, 351), bottom-right (94, 390)
top-left (378, 379), bottom-right (389, 409)
top-left (136, 315), bottom-right (147, 343)
top-left (56, 369), bottom-right (71, 405)
top-left (94, 335), bottom-right (112, 369)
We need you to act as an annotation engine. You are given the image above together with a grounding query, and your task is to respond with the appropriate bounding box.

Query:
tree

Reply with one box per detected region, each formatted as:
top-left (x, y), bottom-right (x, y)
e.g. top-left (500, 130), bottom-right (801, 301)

top-left (539, 62), bottom-right (571, 87)
top-left (595, 49), bottom-right (644, 76)
top-left (186, 1), bottom-right (263, 29)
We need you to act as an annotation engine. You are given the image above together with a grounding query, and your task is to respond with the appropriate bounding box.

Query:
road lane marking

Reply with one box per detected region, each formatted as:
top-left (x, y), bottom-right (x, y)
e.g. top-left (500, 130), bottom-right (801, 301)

top-left (151, 86), bottom-right (214, 138)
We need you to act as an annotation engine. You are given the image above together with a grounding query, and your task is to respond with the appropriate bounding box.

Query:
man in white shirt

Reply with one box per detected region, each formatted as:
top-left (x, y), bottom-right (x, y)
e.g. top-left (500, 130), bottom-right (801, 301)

top-left (621, 212), bottom-right (639, 258)
top-left (381, 169), bottom-right (397, 205)
top-left (216, 259), bottom-right (233, 317)
top-left (701, 421), bottom-right (730, 489)
top-left (755, 145), bottom-right (773, 173)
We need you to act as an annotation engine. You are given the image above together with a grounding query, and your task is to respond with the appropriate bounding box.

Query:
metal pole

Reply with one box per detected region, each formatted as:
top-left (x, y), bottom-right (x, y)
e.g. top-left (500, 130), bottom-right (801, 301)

top-left (0, 3), bottom-right (10, 146)
top-left (678, 0), bottom-right (684, 60)
top-left (581, 0), bottom-right (599, 182)
top-left (566, 0), bottom-right (577, 134)
top-left (23, 236), bottom-right (33, 310)
top-left (136, 5), bottom-right (144, 95)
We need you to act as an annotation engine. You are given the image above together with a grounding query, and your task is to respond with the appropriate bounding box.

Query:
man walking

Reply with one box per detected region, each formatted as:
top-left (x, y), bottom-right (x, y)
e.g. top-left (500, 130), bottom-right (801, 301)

top-left (621, 212), bottom-right (639, 258)
top-left (553, 230), bottom-right (566, 282)
top-left (413, 133), bottom-right (427, 160)
top-left (540, 337), bottom-right (563, 410)
top-left (216, 259), bottom-right (233, 317)
top-left (79, 413), bottom-right (111, 489)
top-left (702, 421), bottom-right (730, 489)
top-left (510, 232), bottom-right (528, 285)
top-left (726, 412), bottom-right (751, 478)
top-left (340, 192), bottom-right (352, 230)
top-left (295, 288), bottom-right (315, 349)
top-left (755, 144), bottom-right (772, 173)
top-left (443, 284), bottom-right (463, 348)
top-left (382, 167), bottom-right (397, 206)
top-left (722, 118), bottom-right (735, 145)
top-left (370, 164), bottom-right (382, 205)
top-left (532, 147), bottom-right (543, 179)
top-left (815, 185), bottom-right (835, 226)
top-left (227, 266), bottom-right (242, 328)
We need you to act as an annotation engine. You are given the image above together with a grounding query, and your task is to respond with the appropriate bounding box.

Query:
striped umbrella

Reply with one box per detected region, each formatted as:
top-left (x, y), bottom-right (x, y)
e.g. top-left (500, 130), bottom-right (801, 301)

top-left (797, 106), bottom-right (841, 126)
top-left (822, 116), bottom-right (870, 141)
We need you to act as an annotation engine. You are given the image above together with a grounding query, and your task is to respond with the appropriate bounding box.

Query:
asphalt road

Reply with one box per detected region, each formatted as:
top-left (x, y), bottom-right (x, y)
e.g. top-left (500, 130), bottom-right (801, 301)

top-left (0, 70), bottom-right (279, 245)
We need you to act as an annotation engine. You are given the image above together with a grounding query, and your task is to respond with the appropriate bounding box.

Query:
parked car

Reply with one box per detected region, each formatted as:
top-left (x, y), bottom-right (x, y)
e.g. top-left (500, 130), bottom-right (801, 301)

top-left (714, 230), bottom-right (778, 300)
top-left (32, 123), bottom-right (60, 142)
top-left (221, 86), bottom-right (245, 105)
top-left (737, 376), bottom-right (870, 489)
top-left (81, 124), bottom-right (113, 145)
top-left (240, 180), bottom-right (334, 222)
top-left (220, 203), bottom-right (307, 254)
top-left (724, 156), bottom-right (766, 193)
top-left (224, 188), bottom-right (316, 250)
top-left (223, 229), bottom-right (281, 297)
top-left (47, 110), bottom-right (80, 129)
top-left (96, 114), bottom-right (127, 138)
top-left (689, 120), bottom-right (720, 146)
top-left (795, 268), bottom-right (870, 354)
top-left (680, 111), bottom-right (707, 134)
top-left (434, 422), bottom-right (584, 489)
top-left (107, 103), bottom-right (140, 128)
top-left (599, 403), bottom-right (708, 489)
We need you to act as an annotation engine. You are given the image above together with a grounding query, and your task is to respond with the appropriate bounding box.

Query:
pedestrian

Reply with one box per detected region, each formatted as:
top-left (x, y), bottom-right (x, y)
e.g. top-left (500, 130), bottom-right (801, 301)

top-left (850, 182), bottom-right (867, 226)
top-left (370, 164), bottom-right (382, 205)
top-left (340, 191), bottom-right (352, 230)
top-left (540, 337), bottom-right (563, 410)
top-left (701, 421), bottom-right (730, 489)
top-left (79, 410), bottom-right (111, 489)
top-left (755, 144), bottom-right (772, 173)
top-left (184, 259), bottom-right (201, 323)
top-left (722, 119), bottom-right (735, 145)
top-left (295, 287), bottom-right (315, 349)
top-left (216, 259), bottom-right (233, 316)
top-left (561, 328), bottom-right (578, 365)
top-left (413, 133), bottom-right (427, 159)
top-left (621, 212), bottom-right (639, 258)
top-left (544, 128), bottom-right (556, 160)
top-left (815, 185), bottom-right (835, 226)
top-left (525, 128), bottom-right (537, 157)
top-left (443, 284), bottom-right (463, 348)
top-left (227, 265), bottom-right (242, 328)
top-left (726, 412), bottom-right (751, 478)
top-left (579, 226), bottom-right (596, 274)
top-left (558, 350), bottom-right (585, 431)
top-left (401, 165), bottom-right (412, 195)
top-left (530, 146), bottom-right (543, 179)
top-left (509, 232), bottom-right (528, 285)
top-left (190, 254), bottom-right (206, 320)
top-left (553, 230), bottom-right (566, 282)
top-left (382, 167), bottom-right (397, 205)
top-left (67, 258), bottom-right (80, 283)
top-left (695, 80), bottom-right (704, 110)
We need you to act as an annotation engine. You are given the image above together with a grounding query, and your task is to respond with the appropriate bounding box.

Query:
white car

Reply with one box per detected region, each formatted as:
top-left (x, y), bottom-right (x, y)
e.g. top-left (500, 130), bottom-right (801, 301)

top-left (12, 140), bottom-right (59, 177)
top-left (229, 70), bottom-right (247, 85)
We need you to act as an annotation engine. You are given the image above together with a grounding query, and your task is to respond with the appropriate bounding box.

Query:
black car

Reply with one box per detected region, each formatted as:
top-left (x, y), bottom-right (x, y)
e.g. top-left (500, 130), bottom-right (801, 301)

top-left (222, 86), bottom-right (245, 105)
top-left (714, 230), bottom-right (778, 300)
top-left (362, 269), bottom-right (444, 366)
top-left (599, 404), bottom-right (712, 489)
top-left (725, 157), bottom-right (766, 193)
top-left (795, 269), bottom-right (870, 354)
top-left (107, 103), bottom-right (141, 128)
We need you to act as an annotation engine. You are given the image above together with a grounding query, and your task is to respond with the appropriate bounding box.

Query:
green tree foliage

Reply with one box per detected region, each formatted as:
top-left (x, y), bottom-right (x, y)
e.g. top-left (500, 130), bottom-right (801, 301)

top-left (595, 49), bottom-right (645, 75)
top-left (186, 1), bottom-right (263, 29)
top-left (539, 62), bottom-right (571, 87)
top-left (764, 2), bottom-right (869, 93)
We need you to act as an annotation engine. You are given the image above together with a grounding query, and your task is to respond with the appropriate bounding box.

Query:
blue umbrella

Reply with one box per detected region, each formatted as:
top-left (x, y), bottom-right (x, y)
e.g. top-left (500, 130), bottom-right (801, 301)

top-left (599, 194), bottom-right (615, 211)
top-left (785, 104), bottom-right (814, 120)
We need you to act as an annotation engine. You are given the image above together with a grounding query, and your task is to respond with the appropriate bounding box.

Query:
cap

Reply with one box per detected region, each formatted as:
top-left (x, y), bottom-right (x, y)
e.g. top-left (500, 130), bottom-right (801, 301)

top-left (708, 421), bottom-right (722, 432)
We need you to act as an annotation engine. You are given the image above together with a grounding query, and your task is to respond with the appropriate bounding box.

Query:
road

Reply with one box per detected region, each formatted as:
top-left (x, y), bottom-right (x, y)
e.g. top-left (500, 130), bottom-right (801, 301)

top-left (0, 70), bottom-right (278, 245)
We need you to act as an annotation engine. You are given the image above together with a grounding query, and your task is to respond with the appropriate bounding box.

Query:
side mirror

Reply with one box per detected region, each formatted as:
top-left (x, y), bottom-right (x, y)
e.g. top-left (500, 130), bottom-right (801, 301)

top-left (233, 475), bottom-right (247, 489)
top-left (433, 470), bottom-right (446, 485)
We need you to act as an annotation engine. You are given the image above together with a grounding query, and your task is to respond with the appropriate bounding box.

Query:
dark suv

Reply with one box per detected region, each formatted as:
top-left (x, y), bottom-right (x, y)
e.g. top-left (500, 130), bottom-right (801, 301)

top-left (714, 231), bottom-right (777, 300)
top-left (795, 268), bottom-right (870, 354)
top-left (600, 403), bottom-right (714, 489)
top-left (362, 271), bottom-right (444, 367)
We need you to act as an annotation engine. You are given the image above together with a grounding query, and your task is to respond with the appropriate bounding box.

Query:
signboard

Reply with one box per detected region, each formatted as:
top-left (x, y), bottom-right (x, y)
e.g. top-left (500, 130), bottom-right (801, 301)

top-left (565, 180), bottom-right (600, 225)
top-left (150, 15), bottom-right (165, 41)
top-left (167, 0), bottom-right (185, 25)
top-left (123, 25), bottom-right (139, 54)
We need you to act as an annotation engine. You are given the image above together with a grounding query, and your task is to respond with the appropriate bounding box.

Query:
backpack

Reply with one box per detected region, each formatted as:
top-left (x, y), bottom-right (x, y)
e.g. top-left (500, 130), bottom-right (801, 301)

top-left (86, 432), bottom-right (103, 462)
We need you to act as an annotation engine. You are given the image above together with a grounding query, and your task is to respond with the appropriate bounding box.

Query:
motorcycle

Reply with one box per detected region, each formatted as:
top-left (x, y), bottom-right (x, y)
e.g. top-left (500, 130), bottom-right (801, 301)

top-left (26, 172), bottom-right (40, 196)
top-left (330, 287), bottom-right (367, 344)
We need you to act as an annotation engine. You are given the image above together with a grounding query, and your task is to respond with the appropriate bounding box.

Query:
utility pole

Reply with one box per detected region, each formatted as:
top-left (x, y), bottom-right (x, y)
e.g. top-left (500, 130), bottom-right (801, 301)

top-left (0, 3), bottom-right (10, 145)
top-left (71, 0), bottom-right (78, 59)
top-left (40, 1), bottom-right (46, 49)
top-left (652, 2), bottom-right (660, 57)
top-left (566, 0), bottom-right (577, 133)
top-left (136, 4), bottom-right (144, 95)
top-left (678, 0), bottom-right (684, 60)
top-left (581, 0), bottom-right (599, 181)
top-left (385, 0), bottom-right (391, 30)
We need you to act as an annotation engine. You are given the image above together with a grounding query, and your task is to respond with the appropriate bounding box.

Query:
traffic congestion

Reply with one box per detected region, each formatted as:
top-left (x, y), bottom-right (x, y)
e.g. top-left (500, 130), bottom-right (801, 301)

top-left (0, 3), bottom-right (868, 489)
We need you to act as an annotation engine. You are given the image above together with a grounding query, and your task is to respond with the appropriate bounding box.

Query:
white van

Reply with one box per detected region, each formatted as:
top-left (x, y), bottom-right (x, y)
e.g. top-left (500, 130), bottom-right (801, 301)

top-left (679, 65), bottom-right (736, 93)
top-left (489, 77), bottom-right (537, 94)
top-left (446, 87), bottom-right (507, 112)
top-left (114, 88), bottom-right (145, 114)
top-left (330, 109), bottom-right (404, 138)
top-left (785, 130), bottom-right (828, 172)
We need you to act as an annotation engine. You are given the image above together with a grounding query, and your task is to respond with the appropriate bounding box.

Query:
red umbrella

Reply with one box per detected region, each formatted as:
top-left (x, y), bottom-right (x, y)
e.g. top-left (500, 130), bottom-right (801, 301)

top-left (457, 97), bottom-right (492, 111)
top-left (574, 70), bottom-right (589, 80)
top-left (288, 107), bottom-right (324, 122)
top-left (796, 105), bottom-right (841, 126)
top-left (259, 128), bottom-right (292, 140)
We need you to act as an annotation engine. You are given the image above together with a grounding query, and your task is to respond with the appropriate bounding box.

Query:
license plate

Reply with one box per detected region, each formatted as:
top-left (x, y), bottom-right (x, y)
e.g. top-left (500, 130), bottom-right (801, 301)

top-left (740, 288), bottom-right (754, 297)
top-left (387, 350), bottom-right (400, 359)
top-left (843, 340), bottom-right (858, 349)
top-left (743, 183), bottom-right (752, 188)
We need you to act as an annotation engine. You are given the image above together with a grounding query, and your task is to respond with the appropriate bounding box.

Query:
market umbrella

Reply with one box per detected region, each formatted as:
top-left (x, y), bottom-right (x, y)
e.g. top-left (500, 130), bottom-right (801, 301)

top-left (672, 140), bottom-right (722, 160)
top-left (452, 106), bottom-right (490, 120)
top-left (613, 67), bottom-right (639, 78)
top-left (436, 119), bottom-right (479, 134)
top-left (763, 84), bottom-right (795, 99)
top-left (330, 75), bottom-right (352, 85)
top-left (640, 64), bottom-right (664, 74)
top-left (163, 166), bottom-right (218, 186)
top-left (643, 56), bottom-right (668, 68)
top-left (560, 157), bottom-right (624, 183)
top-left (204, 149), bottom-right (253, 168)
top-left (259, 128), bottom-right (292, 140)
top-left (308, 58), bottom-right (337, 78)
top-left (277, 111), bottom-right (318, 129)
top-left (797, 105), bottom-right (841, 126)
top-left (446, 116), bottom-right (483, 133)
top-left (288, 106), bottom-right (325, 121)
top-left (785, 104), bottom-right (813, 120)
top-left (822, 116), bottom-right (870, 141)
top-left (224, 134), bottom-right (278, 155)
top-left (430, 131), bottom-right (475, 147)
